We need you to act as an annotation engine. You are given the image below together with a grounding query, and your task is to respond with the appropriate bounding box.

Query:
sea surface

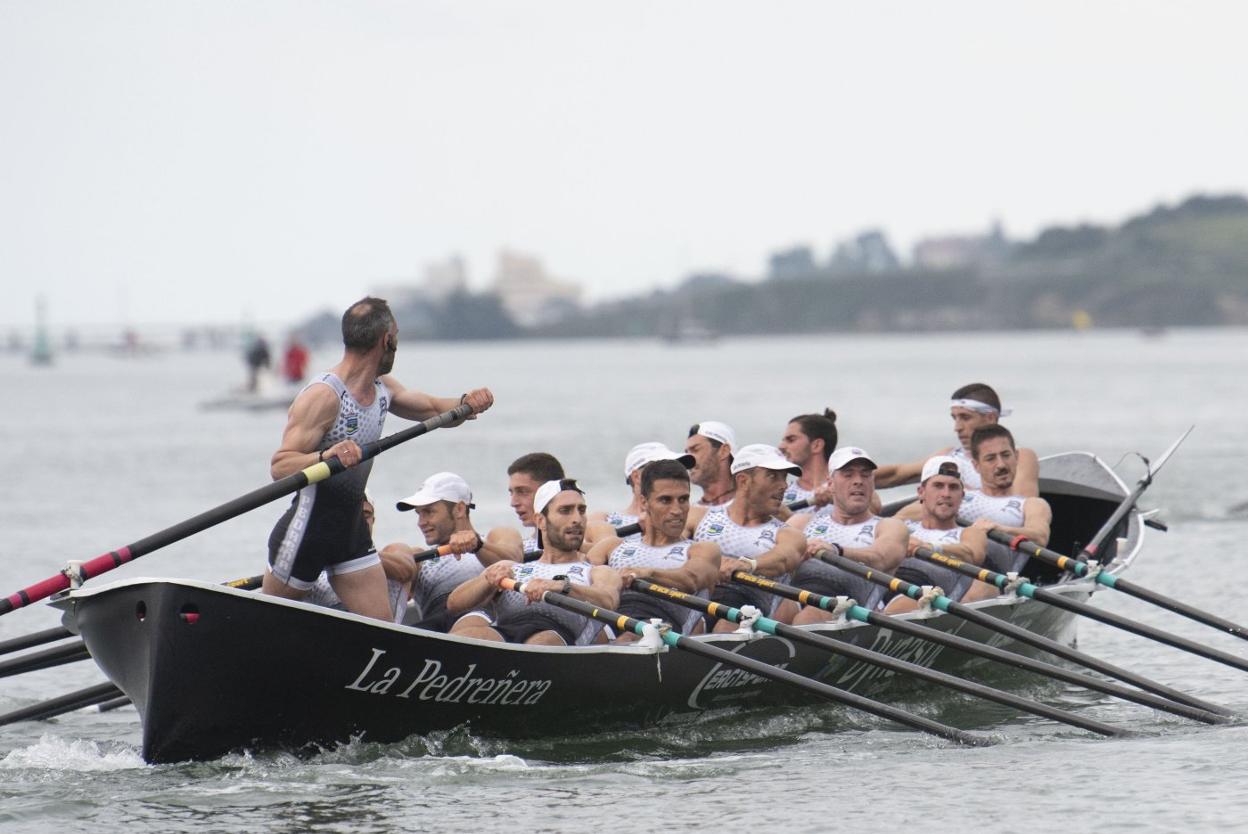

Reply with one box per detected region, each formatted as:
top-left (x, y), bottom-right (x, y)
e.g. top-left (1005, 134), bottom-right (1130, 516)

top-left (2, 328), bottom-right (1247, 833)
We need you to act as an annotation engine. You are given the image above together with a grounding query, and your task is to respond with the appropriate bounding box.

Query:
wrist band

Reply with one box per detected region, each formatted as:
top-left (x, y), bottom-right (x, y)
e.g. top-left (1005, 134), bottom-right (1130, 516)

top-left (317, 449), bottom-right (324, 462)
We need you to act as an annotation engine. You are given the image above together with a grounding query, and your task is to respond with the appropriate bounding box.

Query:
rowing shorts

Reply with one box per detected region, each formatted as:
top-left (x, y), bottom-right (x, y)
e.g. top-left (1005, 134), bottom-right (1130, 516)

top-left (406, 593), bottom-right (454, 632)
top-left (703, 581), bottom-right (779, 630)
top-left (790, 561), bottom-right (884, 609)
top-left (493, 609), bottom-right (579, 646)
top-left (984, 541), bottom-right (1028, 575)
top-left (268, 489), bottom-right (380, 590)
top-left (888, 558), bottom-right (974, 602)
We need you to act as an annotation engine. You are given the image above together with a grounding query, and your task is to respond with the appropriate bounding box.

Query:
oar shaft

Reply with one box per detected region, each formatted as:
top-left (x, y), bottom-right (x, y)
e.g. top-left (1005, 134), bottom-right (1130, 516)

top-left (636, 578), bottom-right (1125, 737)
top-left (0, 641), bottom-right (90, 680)
top-left (0, 626), bottom-right (73, 657)
top-left (500, 578), bottom-right (986, 746)
top-left (820, 553), bottom-right (1231, 716)
top-left (918, 547), bottom-right (1248, 674)
top-left (0, 682), bottom-right (123, 728)
top-left (730, 571), bottom-right (1227, 724)
top-left (0, 404), bottom-right (472, 617)
top-left (988, 529), bottom-right (1248, 643)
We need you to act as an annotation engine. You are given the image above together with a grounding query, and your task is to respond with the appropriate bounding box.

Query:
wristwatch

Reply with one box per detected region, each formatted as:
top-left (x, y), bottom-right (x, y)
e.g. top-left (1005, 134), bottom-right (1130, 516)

top-left (552, 574), bottom-right (572, 594)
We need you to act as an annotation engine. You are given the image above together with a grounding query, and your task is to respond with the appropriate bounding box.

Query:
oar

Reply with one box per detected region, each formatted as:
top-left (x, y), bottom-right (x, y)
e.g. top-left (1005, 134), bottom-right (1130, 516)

top-left (980, 529), bottom-right (1248, 643)
top-left (0, 641), bottom-right (90, 680)
top-left (0, 682), bottom-right (122, 728)
top-left (729, 571), bottom-right (1227, 725)
top-left (498, 578), bottom-right (987, 746)
top-left (818, 552), bottom-right (1231, 716)
top-left (913, 545), bottom-right (1248, 674)
top-left (0, 403), bottom-right (473, 617)
top-left (0, 626), bottom-right (74, 658)
top-left (629, 577), bottom-right (1128, 736)
top-left (0, 574), bottom-right (268, 681)
top-left (1080, 426), bottom-right (1192, 561)
top-left (97, 694), bottom-right (132, 712)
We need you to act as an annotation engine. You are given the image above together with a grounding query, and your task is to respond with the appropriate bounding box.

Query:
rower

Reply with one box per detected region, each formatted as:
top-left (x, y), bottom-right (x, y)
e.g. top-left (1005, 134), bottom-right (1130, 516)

top-left (448, 479), bottom-right (621, 646)
top-left (784, 446), bottom-right (908, 624)
top-left (482, 452), bottom-right (566, 564)
top-left (959, 424), bottom-right (1053, 572)
top-left (379, 472), bottom-right (486, 630)
top-left (684, 421), bottom-right (737, 509)
top-left (687, 443), bottom-right (807, 632)
top-left (587, 459), bottom-right (721, 640)
top-left (884, 456), bottom-right (992, 614)
top-left (874, 382), bottom-right (1040, 496)
top-left (778, 409), bottom-right (837, 512)
top-left (263, 296), bottom-right (493, 620)
top-left (587, 442), bottom-right (695, 543)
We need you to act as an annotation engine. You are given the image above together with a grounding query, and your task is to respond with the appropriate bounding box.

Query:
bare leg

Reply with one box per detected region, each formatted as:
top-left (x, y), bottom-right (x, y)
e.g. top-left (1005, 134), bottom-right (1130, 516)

top-left (792, 604), bottom-right (839, 626)
top-left (328, 564), bottom-right (393, 620)
top-left (960, 580), bottom-right (1000, 603)
top-left (524, 630), bottom-right (567, 646)
top-left (772, 599), bottom-right (798, 624)
top-left (711, 617), bottom-right (738, 634)
top-left (449, 618), bottom-right (505, 642)
top-left (262, 569), bottom-right (309, 600)
top-left (884, 595), bottom-right (919, 614)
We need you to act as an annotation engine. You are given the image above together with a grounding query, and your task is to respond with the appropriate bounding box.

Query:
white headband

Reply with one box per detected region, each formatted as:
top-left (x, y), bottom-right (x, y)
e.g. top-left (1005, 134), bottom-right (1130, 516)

top-left (951, 398), bottom-right (1013, 417)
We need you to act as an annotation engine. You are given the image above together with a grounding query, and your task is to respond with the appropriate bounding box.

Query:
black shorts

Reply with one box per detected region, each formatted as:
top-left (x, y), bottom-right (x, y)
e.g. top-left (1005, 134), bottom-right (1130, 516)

top-left (494, 609), bottom-right (579, 646)
top-left (406, 593), bottom-right (454, 632)
top-left (887, 558), bottom-right (973, 603)
top-left (616, 590), bottom-right (689, 629)
top-left (703, 582), bottom-right (776, 630)
top-left (268, 484), bottom-right (378, 589)
top-left (790, 561), bottom-right (883, 609)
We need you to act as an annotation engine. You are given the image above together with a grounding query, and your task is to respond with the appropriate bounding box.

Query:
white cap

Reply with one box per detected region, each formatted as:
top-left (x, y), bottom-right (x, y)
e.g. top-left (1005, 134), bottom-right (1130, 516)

top-left (624, 442), bottom-right (696, 480)
top-left (396, 472), bottom-right (475, 511)
top-left (730, 443), bottom-right (802, 476)
top-left (827, 446), bottom-right (877, 471)
top-left (920, 455), bottom-right (962, 483)
top-left (692, 420), bottom-right (735, 451)
top-left (533, 478), bottom-right (586, 514)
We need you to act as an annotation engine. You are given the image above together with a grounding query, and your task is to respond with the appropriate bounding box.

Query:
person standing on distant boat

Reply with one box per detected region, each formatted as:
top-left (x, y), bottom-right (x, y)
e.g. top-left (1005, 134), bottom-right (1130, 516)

top-left (586, 442), bottom-right (695, 543)
top-left (244, 333), bottom-right (271, 392)
top-left (686, 444), bottom-right (807, 631)
top-left (447, 479), bottom-right (621, 645)
top-left (588, 459), bottom-right (721, 640)
top-left (281, 336), bottom-right (310, 384)
top-left (684, 421), bottom-right (737, 509)
top-left (783, 446), bottom-right (909, 623)
top-left (263, 296), bottom-right (494, 620)
top-left (874, 382), bottom-right (1040, 496)
top-left (778, 409), bottom-right (837, 514)
top-left (481, 452), bottom-right (566, 564)
top-left (883, 456), bottom-right (992, 614)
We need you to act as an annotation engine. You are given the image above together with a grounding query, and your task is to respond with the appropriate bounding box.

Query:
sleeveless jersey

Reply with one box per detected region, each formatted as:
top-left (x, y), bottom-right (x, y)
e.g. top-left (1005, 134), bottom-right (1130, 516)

top-left (784, 481), bottom-right (830, 517)
top-left (604, 511), bottom-right (641, 541)
top-left (905, 522), bottom-right (964, 548)
top-left (522, 531), bottom-right (542, 560)
top-left (496, 560), bottom-right (600, 645)
top-left (959, 491), bottom-right (1026, 527)
top-left (694, 505), bottom-right (789, 615)
top-left (949, 446), bottom-right (982, 490)
top-left (608, 539), bottom-right (692, 572)
top-left (414, 552), bottom-right (485, 613)
top-left (797, 515), bottom-right (882, 586)
top-left (269, 373), bottom-right (390, 586)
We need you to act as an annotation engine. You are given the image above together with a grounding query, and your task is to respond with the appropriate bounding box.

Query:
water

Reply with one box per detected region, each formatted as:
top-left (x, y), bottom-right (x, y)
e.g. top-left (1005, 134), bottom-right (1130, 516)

top-left (3, 328), bottom-right (1248, 832)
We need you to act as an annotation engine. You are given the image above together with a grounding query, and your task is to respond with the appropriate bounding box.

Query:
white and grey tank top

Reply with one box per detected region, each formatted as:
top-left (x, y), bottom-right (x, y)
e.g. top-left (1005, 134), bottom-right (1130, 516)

top-left (496, 560), bottom-right (600, 643)
top-left (415, 552), bottom-right (484, 610)
top-left (959, 491), bottom-right (1026, 527)
top-left (803, 515), bottom-right (882, 549)
top-left (608, 539), bottom-right (692, 572)
top-left (905, 522), bottom-right (964, 548)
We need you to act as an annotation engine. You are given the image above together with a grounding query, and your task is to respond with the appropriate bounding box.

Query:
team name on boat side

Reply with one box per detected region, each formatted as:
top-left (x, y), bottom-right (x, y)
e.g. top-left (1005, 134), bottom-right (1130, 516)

top-left (346, 648), bottom-right (552, 706)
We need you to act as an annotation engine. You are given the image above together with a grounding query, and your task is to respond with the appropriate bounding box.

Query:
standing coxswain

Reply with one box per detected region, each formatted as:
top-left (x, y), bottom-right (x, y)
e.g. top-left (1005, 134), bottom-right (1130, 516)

top-left (262, 297), bottom-right (494, 620)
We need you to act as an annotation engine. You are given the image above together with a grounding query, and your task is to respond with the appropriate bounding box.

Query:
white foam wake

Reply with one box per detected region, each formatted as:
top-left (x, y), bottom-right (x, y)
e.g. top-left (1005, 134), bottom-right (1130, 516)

top-left (0, 734), bottom-right (145, 771)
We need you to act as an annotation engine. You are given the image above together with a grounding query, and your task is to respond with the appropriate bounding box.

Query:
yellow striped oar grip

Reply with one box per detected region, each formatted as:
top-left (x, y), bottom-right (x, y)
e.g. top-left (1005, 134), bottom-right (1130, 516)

top-left (301, 461), bottom-right (334, 484)
top-left (977, 569), bottom-right (992, 581)
top-left (889, 578), bottom-right (902, 592)
top-left (798, 590), bottom-right (813, 604)
top-left (616, 615), bottom-right (628, 631)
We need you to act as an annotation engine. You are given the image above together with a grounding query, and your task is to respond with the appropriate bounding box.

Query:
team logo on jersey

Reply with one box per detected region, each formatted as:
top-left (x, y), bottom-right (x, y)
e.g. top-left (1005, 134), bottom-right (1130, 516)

top-left (808, 523), bottom-right (831, 537)
top-left (619, 547), bottom-right (637, 558)
top-left (705, 523), bottom-right (725, 536)
top-left (669, 546), bottom-right (686, 558)
top-left (1006, 499), bottom-right (1022, 513)
top-left (345, 415), bottom-right (360, 435)
top-left (755, 528), bottom-right (777, 547)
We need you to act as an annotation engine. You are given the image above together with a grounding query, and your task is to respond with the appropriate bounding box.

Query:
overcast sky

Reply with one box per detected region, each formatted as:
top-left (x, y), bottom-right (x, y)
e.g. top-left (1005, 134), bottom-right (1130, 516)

top-left (2, 0), bottom-right (1246, 329)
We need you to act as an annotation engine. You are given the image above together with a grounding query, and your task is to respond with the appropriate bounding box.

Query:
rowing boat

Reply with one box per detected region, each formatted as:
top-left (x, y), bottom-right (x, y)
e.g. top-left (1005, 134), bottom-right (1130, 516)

top-left (62, 451), bottom-right (1142, 763)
